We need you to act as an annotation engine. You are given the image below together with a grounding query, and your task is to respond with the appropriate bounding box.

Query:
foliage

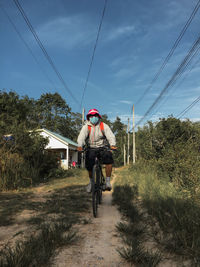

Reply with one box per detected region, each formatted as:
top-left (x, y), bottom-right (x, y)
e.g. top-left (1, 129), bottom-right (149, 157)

top-left (0, 90), bottom-right (127, 190)
top-left (136, 117), bottom-right (200, 189)
top-left (36, 92), bottom-right (75, 140)
top-left (0, 127), bottom-right (58, 190)
top-left (113, 171), bottom-right (162, 266)
top-left (127, 164), bottom-right (200, 264)
top-left (0, 223), bottom-right (76, 267)
top-left (111, 116), bottom-right (127, 166)
top-left (99, 114), bottom-right (127, 166)
top-left (0, 90), bottom-right (75, 190)
top-left (114, 166), bottom-right (200, 265)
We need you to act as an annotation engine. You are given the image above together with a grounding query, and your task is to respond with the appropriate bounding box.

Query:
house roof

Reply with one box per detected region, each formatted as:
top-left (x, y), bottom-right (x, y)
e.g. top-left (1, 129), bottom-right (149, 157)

top-left (39, 128), bottom-right (78, 147)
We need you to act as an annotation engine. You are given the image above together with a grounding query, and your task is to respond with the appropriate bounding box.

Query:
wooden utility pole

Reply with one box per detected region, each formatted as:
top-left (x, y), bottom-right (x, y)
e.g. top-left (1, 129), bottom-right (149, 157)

top-left (81, 108), bottom-right (85, 168)
top-left (127, 118), bottom-right (130, 165)
top-left (133, 105), bottom-right (136, 164)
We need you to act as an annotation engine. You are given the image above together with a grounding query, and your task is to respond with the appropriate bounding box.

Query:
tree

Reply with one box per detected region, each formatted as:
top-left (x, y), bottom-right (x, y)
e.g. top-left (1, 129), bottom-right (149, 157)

top-left (101, 114), bottom-right (112, 128)
top-left (112, 117), bottom-right (127, 166)
top-left (135, 117), bottom-right (200, 188)
top-left (0, 91), bottom-right (30, 134)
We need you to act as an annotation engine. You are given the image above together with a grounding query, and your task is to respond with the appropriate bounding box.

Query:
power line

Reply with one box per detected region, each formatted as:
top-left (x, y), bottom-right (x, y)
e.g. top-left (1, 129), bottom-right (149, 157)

top-left (79, 0), bottom-right (108, 111)
top-left (12, 0), bottom-right (79, 105)
top-left (177, 96), bottom-right (200, 118)
top-left (135, 34), bottom-right (200, 128)
top-left (149, 49), bottom-right (200, 119)
top-left (0, 4), bottom-right (55, 93)
top-left (136, 0), bottom-right (200, 106)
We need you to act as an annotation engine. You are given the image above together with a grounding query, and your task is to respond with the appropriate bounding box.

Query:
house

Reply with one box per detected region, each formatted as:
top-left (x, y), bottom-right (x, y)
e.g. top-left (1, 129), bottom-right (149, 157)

top-left (37, 128), bottom-right (78, 170)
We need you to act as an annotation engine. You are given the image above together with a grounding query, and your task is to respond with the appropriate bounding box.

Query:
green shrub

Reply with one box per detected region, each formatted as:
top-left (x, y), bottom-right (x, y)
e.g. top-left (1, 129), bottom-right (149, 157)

top-left (136, 118), bottom-right (200, 190)
top-left (0, 130), bottom-right (59, 191)
top-left (126, 164), bottom-right (200, 264)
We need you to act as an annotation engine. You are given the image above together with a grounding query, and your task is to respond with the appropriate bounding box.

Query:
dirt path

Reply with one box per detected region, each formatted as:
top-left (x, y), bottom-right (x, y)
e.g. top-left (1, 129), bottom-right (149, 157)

top-left (53, 190), bottom-right (131, 267)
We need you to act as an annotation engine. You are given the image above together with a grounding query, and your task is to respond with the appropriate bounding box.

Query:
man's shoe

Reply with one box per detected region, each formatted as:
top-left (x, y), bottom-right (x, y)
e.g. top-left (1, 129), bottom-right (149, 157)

top-left (86, 183), bottom-right (92, 193)
top-left (106, 181), bottom-right (112, 191)
top-left (102, 183), bottom-right (106, 191)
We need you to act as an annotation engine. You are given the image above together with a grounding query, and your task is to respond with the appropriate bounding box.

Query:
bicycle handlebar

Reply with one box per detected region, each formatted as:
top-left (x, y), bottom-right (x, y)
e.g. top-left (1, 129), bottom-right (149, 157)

top-left (78, 146), bottom-right (117, 153)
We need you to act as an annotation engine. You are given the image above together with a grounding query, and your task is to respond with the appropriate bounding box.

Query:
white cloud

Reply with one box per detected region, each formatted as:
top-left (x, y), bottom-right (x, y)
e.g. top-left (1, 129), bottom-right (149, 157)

top-left (110, 113), bottom-right (130, 123)
top-left (113, 67), bottom-right (135, 79)
top-left (119, 100), bottom-right (132, 105)
top-left (186, 117), bottom-right (200, 122)
top-left (104, 25), bottom-right (136, 42)
top-left (36, 15), bottom-right (95, 49)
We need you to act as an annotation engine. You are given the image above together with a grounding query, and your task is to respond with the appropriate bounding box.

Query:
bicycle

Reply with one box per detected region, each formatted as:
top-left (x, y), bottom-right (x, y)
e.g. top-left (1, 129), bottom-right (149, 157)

top-left (92, 148), bottom-right (108, 217)
top-left (82, 147), bottom-right (112, 217)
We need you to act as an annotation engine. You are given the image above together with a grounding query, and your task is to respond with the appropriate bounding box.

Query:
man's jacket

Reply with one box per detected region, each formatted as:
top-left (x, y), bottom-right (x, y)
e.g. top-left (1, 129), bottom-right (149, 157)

top-left (77, 120), bottom-right (116, 148)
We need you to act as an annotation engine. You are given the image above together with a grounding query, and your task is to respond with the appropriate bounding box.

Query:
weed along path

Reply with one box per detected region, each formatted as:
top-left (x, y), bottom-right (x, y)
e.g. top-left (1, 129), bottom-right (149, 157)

top-left (0, 171), bottom-right (131, 266)
top-left (53, 189), bottom-right (130, 267)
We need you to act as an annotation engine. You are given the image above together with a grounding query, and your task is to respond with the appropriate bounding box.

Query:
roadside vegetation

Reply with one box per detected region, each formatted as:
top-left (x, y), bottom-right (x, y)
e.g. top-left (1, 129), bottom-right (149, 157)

top-left (0, 169), bottom-right (90, 266)
top-left (113, 117), bottom-right (200, 266)
top-left (113, 176), bottom-right (162, 267)
top-left (0, 90), bottom-right (127, 191)
top-left (1, 90), bottom-right (200, 265)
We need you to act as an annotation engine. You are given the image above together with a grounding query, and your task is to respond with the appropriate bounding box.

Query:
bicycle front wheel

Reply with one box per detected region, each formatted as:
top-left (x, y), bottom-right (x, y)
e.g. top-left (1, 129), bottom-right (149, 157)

top-left (99, 172), bottom-right (104, 205)
top-left (92, 164), bottom-right (100, 217)
top-left (92, 187), bottom-right (98, 217)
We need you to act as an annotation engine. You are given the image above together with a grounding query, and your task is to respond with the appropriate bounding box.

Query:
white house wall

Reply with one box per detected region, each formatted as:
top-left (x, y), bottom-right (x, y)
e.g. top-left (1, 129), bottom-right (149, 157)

top-left (40, 132), bottom-right (68, 149)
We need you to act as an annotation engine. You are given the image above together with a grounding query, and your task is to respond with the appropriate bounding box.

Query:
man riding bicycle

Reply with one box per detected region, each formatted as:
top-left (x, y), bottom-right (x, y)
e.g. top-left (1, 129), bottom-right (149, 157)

top-left (77, 109), bottom-right (117, 192)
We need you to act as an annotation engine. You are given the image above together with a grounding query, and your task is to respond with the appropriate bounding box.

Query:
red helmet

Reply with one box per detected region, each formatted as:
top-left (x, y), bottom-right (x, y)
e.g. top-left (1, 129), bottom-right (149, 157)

top-left (86, 109), bottom-right (102, 120)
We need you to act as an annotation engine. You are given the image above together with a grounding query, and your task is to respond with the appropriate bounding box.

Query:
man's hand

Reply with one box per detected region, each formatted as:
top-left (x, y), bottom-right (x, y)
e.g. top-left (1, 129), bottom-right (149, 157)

top-left (77, 147), bottom-right (83, 152)
top-left (110, 146), bottom-right (117, 150)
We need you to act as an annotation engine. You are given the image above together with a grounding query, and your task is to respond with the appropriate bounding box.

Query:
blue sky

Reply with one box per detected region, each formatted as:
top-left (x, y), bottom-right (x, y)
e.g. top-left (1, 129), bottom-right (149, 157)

top-left (1, 0), bottom-right (200, 128)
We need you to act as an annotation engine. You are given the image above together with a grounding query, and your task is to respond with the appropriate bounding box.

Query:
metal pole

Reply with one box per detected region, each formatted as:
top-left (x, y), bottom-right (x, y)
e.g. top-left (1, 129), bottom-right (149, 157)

top-left (133, 105), bottom-right (136, 164)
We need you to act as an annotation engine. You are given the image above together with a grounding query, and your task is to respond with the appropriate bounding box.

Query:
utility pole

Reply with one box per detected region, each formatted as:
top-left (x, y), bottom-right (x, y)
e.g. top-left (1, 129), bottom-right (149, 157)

top-left (133, 104), bottom-right (136, 164)
top-left (124, 134), bottom-right (126, 166)
top-left (127, 118), bottom-right (130, 165)
top-left (124, 143), bottom-right (126, 166)
top-left (81, 108), bottom-right (85, 168)
top-left (82, 108), bottom-right (85, 126)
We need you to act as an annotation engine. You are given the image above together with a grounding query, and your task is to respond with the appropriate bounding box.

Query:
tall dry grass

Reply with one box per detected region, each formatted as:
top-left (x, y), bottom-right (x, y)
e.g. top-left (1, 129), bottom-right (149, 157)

top-left (114, 165), bottom-right (200, 265)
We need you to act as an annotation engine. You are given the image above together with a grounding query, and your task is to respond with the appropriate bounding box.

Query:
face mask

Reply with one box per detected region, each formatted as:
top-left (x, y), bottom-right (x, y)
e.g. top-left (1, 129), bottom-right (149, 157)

top-left (89, 116), bottom-right (99, 125)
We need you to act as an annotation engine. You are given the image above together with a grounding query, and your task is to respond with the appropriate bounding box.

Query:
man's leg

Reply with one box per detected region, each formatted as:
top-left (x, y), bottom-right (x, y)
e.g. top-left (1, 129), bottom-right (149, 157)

top-left (85, 150), bottom-right (95, 193)
top-left (102, 149), bottom-right (114, 191)
top-left (86, 170), bottom-right (93, 193)
top-left (105, 164), bottom-right (112, 190)
top-left (105, 164), bottom-right (112, 177)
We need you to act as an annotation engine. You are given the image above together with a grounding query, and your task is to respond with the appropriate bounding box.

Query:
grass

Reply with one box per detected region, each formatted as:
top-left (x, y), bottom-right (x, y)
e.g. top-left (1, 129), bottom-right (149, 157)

top-left (0, 222), bottom-right (77, 267)
top-left (113, 165), bottom-right (200, 266)
top-left (0, 169), bottom-right (91, 266)
top-left (0, 169), bottom-right (89, 226)
top-left (112, 180), bottom-right (162, 266)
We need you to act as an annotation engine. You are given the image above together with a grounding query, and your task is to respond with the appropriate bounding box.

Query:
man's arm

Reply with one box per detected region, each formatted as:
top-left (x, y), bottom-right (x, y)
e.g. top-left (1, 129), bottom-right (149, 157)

top-left (77, 124), bottom-right (88, 148)
top-left (103, 123), bottom-right (116, 147)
